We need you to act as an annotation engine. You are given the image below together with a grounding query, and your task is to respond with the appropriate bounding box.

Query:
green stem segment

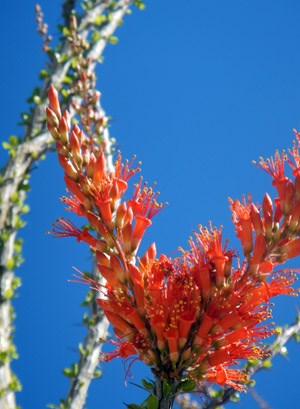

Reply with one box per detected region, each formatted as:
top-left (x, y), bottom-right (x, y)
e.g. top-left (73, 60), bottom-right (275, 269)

top-left (154, 376), bottom-right (179, 409)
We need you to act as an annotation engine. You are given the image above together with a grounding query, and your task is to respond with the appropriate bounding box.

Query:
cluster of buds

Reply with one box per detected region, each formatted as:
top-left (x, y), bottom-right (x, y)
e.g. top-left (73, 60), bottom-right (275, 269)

top-left (35, 4), bottom-right (52, 53)
top-left (47, 86), bottom-right (299, 393)
top-left (47, 85), bottom-right (164, 260)
top-left (230, 137), bottom-right (300, 271)
top-left (67, 15), bottom-right (107, 151)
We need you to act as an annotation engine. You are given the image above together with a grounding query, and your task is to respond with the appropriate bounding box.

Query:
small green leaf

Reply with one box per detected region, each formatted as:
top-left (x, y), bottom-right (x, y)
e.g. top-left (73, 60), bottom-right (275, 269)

top-left (12, 277), bottom-right (21, 290)
top-left (11, 192), bottom-right (19, 204)
top-left (162, 380), bottom-right (171, 396)
top-left (293, 332), bottom-right (300, 342)
top-left (247, 358), bottom-right (259, 367)
top-left (6, 258), bottom-right (16, 271)
top-left (108, 35), bottom-right (118, 45)
top-left (248, 379), bottom-right (256, 387)
top-left (63, 76), bottom-right (73, 85)
top-left (93, 369), bottom-right (102, 378)
top-left (143, 395), bottom-right (158, 409)
top-left (33, 95), bottom-right (41, 105)
top-left (62, 367), bottom-right (73, 377)
top-left (177, 379), bottom-right (196, 392)
top-left (39, 69), bottom-right (49, 79)
top-left (2, 141), bottom-right (11, 150)
top-left (62, 27), bottom-right (70, 36)
top-left (229, 392), bottom-right (240, 403)
top-left (21, 205), bottom-right (30, 214)
top-left (61, 89), bottom-right (69, 99)
top-left (59, 53), bottom-right (69, 63)
top-left (134, 0), bottom-right (146, 9)
top-left (91, 31), bottom-right (102, 43)
top-left (141, 379), bottom-right (155, 391)
top-left (94, 15), bottom-right (107, 25)
top-left (126, 404), bottom-right (143, 409)
top-left (4, 288), bottom-right (14, 300)
top-left (262, 359), bottom-right (272, 369)
top-left (9, 135), bottom-right (20, 146)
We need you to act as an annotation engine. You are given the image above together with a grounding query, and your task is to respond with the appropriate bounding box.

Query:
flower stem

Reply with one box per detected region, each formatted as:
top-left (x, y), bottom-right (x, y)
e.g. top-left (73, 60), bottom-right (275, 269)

top-left (154, 376), bottom-right (179, 409)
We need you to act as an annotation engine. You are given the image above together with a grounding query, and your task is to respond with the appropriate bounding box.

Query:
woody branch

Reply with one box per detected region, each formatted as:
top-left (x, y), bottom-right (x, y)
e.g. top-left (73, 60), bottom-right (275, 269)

top-left (0, 1), bottom-right (133, 408)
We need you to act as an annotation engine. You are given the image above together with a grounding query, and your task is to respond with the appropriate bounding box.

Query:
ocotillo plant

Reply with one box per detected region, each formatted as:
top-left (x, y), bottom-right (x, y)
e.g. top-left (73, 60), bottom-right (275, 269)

top-left (46, 67), bottom-right (300, 407)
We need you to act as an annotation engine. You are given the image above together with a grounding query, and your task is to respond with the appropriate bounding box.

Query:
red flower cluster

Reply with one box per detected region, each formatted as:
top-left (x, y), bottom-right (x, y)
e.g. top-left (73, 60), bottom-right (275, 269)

top-left (47, 86), bottom-right (299, 392)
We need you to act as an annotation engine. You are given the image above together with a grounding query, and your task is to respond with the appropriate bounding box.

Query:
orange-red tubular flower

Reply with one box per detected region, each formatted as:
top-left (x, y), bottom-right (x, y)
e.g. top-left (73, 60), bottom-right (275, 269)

top-left (64, 175), bottom-right (86, 204)
top-left (283, 238), bottom-right (300, 260)
top-left (93, 150), bottom-right (106, 184)
top-left (125, 308), bottom-right (149, 338)
top-left (250, 203), bottom-right (263, 235)
top-left (150, 316), bottom-right (166, 351)
top-left (97, 264), bottom-right (121, 287)
top-left (230, 198), bottom-right (253, 256)
top-left (289, 200), bottom-right (300, 232)
top-left (178, 311), bottom-right (197, 348)
top-left (193, 313), bottom-right (215, 347)
top-left (115, 202), bottom-right (128, 229)
top-left (284, 180), bottom-right (295, 215)
top-left (131, 215), bottom-right (152, 251)
top-left (165, 328), bottom-right (179, 362)
top-left (295, 174), bottom-right (300, 200)
top-left (48, 85), bottom-right (61, 119)
top-left (250, 233), bottom-right (266, 270)
top-left (105, 311), bottom-right (134, 335)
top-left (194, 265), bottom-right (211, 299)
top-left (262, 193), bottom-right (273, 239)
top-left (47, 88), bottom-right (299, 394)
top-left (96, 198), bottom-right (113, 224)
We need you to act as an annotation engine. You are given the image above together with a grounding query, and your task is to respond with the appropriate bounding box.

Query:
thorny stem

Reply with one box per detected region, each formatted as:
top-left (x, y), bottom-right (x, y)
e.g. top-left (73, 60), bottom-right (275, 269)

top-left (0, 1), bottom-right (133, 408)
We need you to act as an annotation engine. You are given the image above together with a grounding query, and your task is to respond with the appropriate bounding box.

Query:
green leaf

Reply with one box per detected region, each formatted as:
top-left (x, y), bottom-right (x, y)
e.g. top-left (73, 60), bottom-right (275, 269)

top-left (39, 69), bottom-right (49, 79)
top-left (91, 30), bottom-right (102, 44)
top-left (162, 380), bottom-right (171, 397)
top-left (134, 0), bottom-right (146, 9)
top-left (108, 35), bottom-right (118, 45)
top-left (177, 379), bottom-right (196, 392)
top-left (12, 277), bottom-right (21, 290)
top-left (94, 15), bottom-right (107, 25)
top-left (2, 141), bottom-right (11, 150)
top-left (141, 379), bottom-right (155, 391)
top-left (262, 359), bottom-right (272, 369)
top-left (143, 395), bottom-right (158, 409)
top-left (62, 367), bottom-right (73, 377)
top-left (59, 53), bottom-right (69, 63)
top-left (33, 95), bottom-right (41, 105)
top-left (293, 332), bottom-right (300, 342)
top-left (6, 258), bottom-right (16, 271)
top-left (21, 205), bottom-right (30, 214)
top-left (9, 135), bottom-right (20, 146)
top-left (62, 27), bottom-right (70, 36)
top-left (229, 392), bottom-right (240, 403)
top-left (4, 288), bottom-right (14, 300)
top-left (61, 89), bottom-right (69, 99)
top-left (93, 369), bottom-right (102, 378)
top-left (11, 192), bottom-right (19, 204)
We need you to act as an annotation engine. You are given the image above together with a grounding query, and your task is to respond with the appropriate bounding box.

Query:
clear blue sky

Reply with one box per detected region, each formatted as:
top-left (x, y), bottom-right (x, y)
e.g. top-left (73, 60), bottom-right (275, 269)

top-left (1, 1), bottom-right (300, 408)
